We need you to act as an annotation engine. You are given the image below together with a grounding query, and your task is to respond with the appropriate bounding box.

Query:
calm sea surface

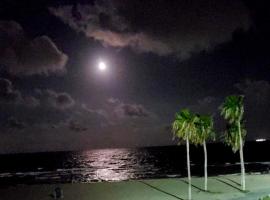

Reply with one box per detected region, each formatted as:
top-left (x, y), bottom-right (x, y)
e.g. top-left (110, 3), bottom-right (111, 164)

top-left (0, 142), bottom-right (270, 185)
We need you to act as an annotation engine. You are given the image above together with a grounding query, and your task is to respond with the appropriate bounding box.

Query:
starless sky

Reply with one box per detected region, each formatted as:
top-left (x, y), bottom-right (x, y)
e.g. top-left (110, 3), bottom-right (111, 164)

top-left (0, 0), bottom-right (270, 153)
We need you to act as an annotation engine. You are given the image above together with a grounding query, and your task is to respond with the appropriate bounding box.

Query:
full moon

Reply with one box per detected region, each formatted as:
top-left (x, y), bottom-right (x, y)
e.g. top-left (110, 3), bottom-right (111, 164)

top-left (98, 61), bottom-right (107, 71)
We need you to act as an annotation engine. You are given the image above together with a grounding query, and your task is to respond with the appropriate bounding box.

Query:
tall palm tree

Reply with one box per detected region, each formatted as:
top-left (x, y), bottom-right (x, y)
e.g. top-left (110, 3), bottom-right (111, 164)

top-left (220, 95), bottom-right (246, 191)
top-left (172, 109), bottom-right (197, 200)
top-left (193, 115), bottom-right (214, 191)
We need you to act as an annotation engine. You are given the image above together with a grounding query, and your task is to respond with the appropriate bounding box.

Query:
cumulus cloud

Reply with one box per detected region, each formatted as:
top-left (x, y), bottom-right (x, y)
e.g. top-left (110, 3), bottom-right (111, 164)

top-left (46, 103), bottom-right (108, 131)
top-left (0, 78), bottom-right (41, 107)
top-left (81, 103), bottom-right (107, 118)
top-left (107, 97), bottom-right (120, 104)
top-left (49, 0), bottom-right (250, 58)
top-left (6, 117), bottom-right (26, 130)
top-left (23, 96), bottom-right (40, 107)
top-left (107, 98), bottom-right (150, 118)
top-left (0, 20), bottom-right (68, 75)
top-left (55, 93), bottom-right (75, 109)
top-left (0, 81), bottom-right (78, 132)
top-left (0, 78), bottom-right (22, 103)
top-left (68, 120), bottom-right (88, 132)
top-left (115, 103), bottom-right (149, 118)
top-left (41, 89), bottom-right (75, 110)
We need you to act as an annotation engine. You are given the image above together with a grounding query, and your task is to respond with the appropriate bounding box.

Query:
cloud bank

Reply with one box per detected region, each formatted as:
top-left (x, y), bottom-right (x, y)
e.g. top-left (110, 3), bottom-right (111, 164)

top-left (49, 0), bottom-right (250, 58)
top-left (0, 20), bottom-right (68, 75)
top-left (47, 90), bottom-right (75, 109)
top-left (6, 117), bottom-right (26, 130)
top-left (107, 98), bottom-right (150, 118)
top-left (0, 78), bottom-right (22, 104)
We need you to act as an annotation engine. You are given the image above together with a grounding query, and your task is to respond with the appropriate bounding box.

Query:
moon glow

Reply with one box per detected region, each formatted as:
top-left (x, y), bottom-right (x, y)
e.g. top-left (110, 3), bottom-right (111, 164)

top-left (98, 61), bottom-right (107, 71)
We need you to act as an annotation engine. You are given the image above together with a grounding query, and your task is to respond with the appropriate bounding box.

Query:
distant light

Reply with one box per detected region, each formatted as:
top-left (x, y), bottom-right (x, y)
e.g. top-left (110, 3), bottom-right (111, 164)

top-left (98, 61), bottom-right (107, 71)
top-left (256, 138), bottom-right (266, 142)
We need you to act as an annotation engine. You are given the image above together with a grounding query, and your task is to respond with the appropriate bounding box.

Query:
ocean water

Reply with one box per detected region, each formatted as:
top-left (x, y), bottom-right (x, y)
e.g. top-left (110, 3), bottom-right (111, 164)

top-left (0, 142), bottom-right (270, 185)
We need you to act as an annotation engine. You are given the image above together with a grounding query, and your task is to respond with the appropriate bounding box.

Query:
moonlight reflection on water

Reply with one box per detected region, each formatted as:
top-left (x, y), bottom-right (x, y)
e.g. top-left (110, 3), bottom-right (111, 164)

top-left (1, 144), bottom-right (270, 184)
top-left (85, 149), bottom-right (138, 181)
top-left (72, 148), bottom-right (157, 182)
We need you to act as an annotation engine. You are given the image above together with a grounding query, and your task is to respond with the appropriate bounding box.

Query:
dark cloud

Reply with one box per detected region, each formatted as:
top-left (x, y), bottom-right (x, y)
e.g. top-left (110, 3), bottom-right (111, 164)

top-left (81, 103), bottom-right (107, 118)
top-left (45, 103), bottom-right (108, 132)
top-left (0, 87), bottom-right (76, 129)
top-left (0, 20), bottom-right (68, 75)
top-left (49, 0), bottom-right (250, 58)
top-left (42, 89), bottom-right (75, 110)
top-left (116, 103), bottom-right (149, 118)
top-left (0, 78), bottom-right (22, 103)
top-left (0, 78), bottom-right (40, 107)
top-left (55, 93), bottom-right (75, 109)
top-left (23, 96), bottom-right (40, 107)
top-left (6, 117), bottom-right (26, 130)
top-left (68, 120), bottom-right (88, 132)
top-left (107, 98), bottom-right (150, 118)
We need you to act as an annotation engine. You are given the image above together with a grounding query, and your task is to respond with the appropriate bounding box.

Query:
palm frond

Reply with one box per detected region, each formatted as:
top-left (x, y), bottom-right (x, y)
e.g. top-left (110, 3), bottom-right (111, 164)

top-left (220, 95), bottom-right (244, 124)
top-left (192, 114), bottom-right (215, 145)
top-left (224, 123), bottom-right (246, 153)
top-left (171, 109), bottom-right (197, 143)
top-left (220, 95), bottom-right (246, 153)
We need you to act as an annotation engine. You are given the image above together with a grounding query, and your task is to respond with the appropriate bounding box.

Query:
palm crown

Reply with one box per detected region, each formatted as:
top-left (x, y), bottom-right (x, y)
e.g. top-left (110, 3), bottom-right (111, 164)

top-left (220, 95), bottom-right (246, 152)
top-left (193, 115), bottom-right (214, 145)
top-left (172, 109), bottom-right (197, 141)
top-left (220, 95), bottom-right (244, 124)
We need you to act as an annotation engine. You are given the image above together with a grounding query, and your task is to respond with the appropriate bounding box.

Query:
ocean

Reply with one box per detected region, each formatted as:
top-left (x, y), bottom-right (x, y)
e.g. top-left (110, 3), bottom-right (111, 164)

top-left (0, 141), bottom-right (270, 185)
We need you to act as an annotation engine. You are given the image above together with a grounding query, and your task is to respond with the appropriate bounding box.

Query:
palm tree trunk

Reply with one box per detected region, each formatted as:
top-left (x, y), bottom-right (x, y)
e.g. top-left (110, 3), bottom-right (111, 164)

top-left (238, 121), bottom-right (245, 191)
top-left (186, 138), bottom-right (191, 200)
top-left (203, 140), bottom-right (208, 191)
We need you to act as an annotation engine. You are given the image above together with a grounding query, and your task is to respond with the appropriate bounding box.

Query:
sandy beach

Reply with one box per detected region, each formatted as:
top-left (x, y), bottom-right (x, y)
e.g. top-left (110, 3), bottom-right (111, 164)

top-left (1, 174), bottom-right (270, 200)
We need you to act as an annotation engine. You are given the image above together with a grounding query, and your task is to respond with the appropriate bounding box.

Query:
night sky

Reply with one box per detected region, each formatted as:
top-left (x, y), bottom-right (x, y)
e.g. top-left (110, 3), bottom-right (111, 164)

top-left (0, 0), bottom-right (270, 153)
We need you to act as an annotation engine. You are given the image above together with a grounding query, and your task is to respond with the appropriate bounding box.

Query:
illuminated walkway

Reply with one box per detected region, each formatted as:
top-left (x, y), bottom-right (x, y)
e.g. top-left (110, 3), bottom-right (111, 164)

top-left (1, 174), bottom-right (270, 200)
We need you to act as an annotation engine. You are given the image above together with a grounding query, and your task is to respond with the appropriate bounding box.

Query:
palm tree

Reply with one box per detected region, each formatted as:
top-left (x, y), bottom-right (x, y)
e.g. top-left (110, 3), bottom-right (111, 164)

top-left (172, 109), bottom-right (197, 200)
top-left (220, 95), bottom-right (246, 191)
top-left (193, 115), bottom-right (214, 191)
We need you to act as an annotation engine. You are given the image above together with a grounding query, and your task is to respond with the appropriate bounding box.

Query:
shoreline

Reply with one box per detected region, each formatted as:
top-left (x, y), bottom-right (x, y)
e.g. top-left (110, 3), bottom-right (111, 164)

top-left (1, 174), bottom-right (270, 200)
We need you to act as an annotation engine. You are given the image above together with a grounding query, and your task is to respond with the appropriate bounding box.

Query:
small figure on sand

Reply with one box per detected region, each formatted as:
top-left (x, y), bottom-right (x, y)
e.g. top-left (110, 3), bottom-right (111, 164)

top-left (51, 186), bottom-right (64, 199)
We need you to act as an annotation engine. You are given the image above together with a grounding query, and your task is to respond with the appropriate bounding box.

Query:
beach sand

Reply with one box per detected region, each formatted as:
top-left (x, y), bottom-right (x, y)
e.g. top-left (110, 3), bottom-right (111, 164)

top-left (1, 174), bottom-right (270, 200)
